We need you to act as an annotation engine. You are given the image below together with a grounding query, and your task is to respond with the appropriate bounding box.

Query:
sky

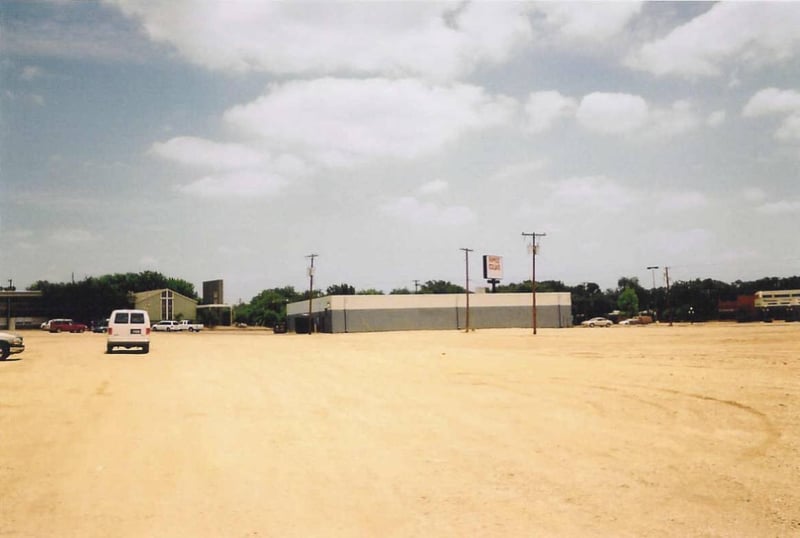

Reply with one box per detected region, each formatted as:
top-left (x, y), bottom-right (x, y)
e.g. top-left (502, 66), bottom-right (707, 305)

top-left (1, 1), bottom-right (800, 303)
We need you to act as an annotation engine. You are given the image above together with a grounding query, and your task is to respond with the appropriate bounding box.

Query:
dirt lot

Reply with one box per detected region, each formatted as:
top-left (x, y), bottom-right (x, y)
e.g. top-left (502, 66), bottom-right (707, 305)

top-left (1, 323), bottom-right (799, 537)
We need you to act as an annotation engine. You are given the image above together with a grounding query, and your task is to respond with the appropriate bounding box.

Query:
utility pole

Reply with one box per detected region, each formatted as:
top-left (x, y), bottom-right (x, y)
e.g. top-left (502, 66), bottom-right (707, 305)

top-left (522, 232), bottom-right (546, 334)
top-left (460, 248), bottom-right (473, 332)
top-left (664, 266), bottom-right (672, 327)
top-left (306, 254), bottom-right (317, 334)
top-left (5, 279), bottom-right (11, 330)
top-left (647, 265), bottom-right (659, 321)
top-left (413, 279), bottom-right (420, 294)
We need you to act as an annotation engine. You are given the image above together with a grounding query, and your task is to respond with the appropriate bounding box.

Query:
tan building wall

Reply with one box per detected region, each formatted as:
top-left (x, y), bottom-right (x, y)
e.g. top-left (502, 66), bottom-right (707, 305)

top-left (134, 289), bottom-right (198, 322)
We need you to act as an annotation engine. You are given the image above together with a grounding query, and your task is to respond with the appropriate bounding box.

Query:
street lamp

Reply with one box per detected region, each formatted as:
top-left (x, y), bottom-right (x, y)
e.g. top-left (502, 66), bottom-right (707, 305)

top-left (647, 266), bottom-right (659, 321)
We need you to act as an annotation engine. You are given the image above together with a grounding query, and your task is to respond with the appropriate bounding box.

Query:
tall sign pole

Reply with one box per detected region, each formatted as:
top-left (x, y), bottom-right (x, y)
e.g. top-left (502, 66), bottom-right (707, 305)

top-left (306, 254), bottom-right (317, 334)
top-left (522, 232), bottom-right (546, 334)
top-left (460, 248), bottom-right (473, 332)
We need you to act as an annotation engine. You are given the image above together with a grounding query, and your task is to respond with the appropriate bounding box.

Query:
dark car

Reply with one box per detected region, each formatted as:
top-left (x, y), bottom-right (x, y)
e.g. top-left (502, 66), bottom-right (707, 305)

top-left (49, 319), bottom-right (88, 333)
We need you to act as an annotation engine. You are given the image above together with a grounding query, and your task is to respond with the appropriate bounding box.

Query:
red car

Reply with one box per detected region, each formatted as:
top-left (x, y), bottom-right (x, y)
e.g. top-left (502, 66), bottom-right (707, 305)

top-left (48, 319), bottom-right (88, 333)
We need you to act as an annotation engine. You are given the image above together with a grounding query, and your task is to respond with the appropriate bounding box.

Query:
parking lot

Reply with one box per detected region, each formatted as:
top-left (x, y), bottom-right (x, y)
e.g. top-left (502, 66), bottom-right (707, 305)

top-left (2, 324), bottom-right (799, 537)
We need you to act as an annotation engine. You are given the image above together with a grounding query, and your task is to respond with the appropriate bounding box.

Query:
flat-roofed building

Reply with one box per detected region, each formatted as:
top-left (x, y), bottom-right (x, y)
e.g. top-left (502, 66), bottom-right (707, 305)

top-left (286, 292), bottom-right (571, 333)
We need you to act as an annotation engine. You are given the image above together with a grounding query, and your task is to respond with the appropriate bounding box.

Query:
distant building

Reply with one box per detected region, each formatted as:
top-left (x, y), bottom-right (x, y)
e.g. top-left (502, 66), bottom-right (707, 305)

top-left (286, 292), bottom-right (572, 333)
top-left (1, 290), bottom-right (43, 330)
top-left (203, 280), bottom-right (224, 305)
top-left (134, 289), bottom-right (198, 322)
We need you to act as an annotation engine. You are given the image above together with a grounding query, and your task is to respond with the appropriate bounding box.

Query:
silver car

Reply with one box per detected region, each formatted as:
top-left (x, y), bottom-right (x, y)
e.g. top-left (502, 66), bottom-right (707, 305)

top-left (581, 317), bottom-right (613, 328)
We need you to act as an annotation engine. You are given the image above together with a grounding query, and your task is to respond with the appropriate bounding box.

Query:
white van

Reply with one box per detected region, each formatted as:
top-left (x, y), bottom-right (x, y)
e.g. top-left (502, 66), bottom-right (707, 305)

top-left (107, 309), bottom-right (151, 353)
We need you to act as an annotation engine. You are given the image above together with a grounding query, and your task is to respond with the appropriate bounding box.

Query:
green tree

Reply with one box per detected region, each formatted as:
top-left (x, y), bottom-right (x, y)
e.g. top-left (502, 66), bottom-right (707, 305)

top-left (390, 287), bottom-right (412, 295)
top-left (357, 288), bottom-right (384, 295)
top-left (327, 283), bottom-right (356, 295)
top-left (243, 287), bottom-right (302, 327)
top-left (419, 280), bottom-right (465, 294)
top-left (617, 287), bottom-right (639, 318)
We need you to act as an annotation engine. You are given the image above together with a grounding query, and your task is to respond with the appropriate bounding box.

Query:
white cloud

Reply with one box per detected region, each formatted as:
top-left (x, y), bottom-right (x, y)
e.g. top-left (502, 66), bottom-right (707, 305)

top-left (741, 187), bottom-right (767, 202)
top-left (50, 229), bottom-right (98, 243)
top-left (150, 136), bottom-right (265, 170)
top-left (548, 175), bottom-right (637, 211)
top-left (107, 1), bottom-right (533, 79)
top-left (537, 2), bottom-right (642, 41)
top-left (775, 114), bottom-right (800, 142)
top-left (647, 100), bottom-right (701, 138)
top-left (3, 90), bottom-right (45, 106)
top-left (175, 171), bottom-right (287, 198)
top-left (151, 136), bottom-right (312, 198)
top-left (576, 93), bottom-right (648, 135)
top-left (21, 65), bottom-right (44, 80)
top-left (743, 88), bottom-right (800, 143)
top-left (418, 179), bottom-right (449, 195)
top-left (707, 110), bottom-right (726, 127)
top-left (138, 255), bottom-right (159, 267)
top-left (379, 196), bottom-right (474, 226)
top-left (655, 191), bottom-right (707, 212)
top-left (524, 91), bottom-right (577, 134)
top-left (742, 88), bottom-right (800, 117)
top-left (488, 160), bottom-right (547, 183)
top-left (643, 228), bottom-right (714, 258)
top-left (224, 78), bottom-right (515, 165)
top-left (755, 200), bottom-right (800, 215)
top-left (574, 94), bottom-right (702, 138)
top-left (629, 3), bottom-right (800, 77)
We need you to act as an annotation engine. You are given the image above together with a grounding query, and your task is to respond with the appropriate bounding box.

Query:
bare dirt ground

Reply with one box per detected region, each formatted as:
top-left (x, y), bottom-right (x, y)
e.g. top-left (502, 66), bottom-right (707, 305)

top-left (1, 323), bottom-right (799, 537)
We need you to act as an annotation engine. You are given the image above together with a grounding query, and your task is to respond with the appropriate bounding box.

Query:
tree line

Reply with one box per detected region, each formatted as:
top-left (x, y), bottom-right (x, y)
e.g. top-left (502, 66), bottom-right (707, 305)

top-left (26, 272), bottom-right (800, 327)
top-left (30, 272), bottom-right (198, 323)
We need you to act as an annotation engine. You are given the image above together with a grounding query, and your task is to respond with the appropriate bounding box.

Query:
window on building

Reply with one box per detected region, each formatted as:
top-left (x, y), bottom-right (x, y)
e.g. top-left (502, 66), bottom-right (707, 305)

top-left (161, 290), bottom-right (174, 320)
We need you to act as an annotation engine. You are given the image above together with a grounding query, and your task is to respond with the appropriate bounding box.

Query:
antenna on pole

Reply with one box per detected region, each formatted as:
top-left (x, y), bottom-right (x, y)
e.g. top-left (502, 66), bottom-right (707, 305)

top-left (522, 232), bottom-right (546, 335)
top-left (306, 254), bottom-right (318, 334)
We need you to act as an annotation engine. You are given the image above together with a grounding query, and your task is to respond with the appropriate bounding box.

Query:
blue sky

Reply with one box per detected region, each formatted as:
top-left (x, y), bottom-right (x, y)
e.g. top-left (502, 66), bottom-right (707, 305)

top-left (2, 1), bottom-right (799, 302)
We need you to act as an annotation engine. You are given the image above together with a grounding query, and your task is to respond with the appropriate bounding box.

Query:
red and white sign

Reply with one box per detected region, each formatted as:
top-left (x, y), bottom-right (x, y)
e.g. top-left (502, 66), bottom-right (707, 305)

top-left (483, 255), bottom-right (503, 280)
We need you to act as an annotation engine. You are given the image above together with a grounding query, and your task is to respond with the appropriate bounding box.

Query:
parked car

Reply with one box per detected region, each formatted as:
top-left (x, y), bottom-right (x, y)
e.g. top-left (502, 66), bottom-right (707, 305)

top-left (107, 309), bottom-right (150, 353)
top-left (0, 331), bottom-right (24, 360)
top-left (151, 320), bottom-right (182, 332)
top-left (177, 320), bottom-right (203, 332)
top-left (581, 317), bottom-right (613, 328)
top-left (49, 319), bottom-right (88, 333)
top-left (619, 318), bottom-right (640, 326)
top-left (92, 319), bottom-right (109, 333)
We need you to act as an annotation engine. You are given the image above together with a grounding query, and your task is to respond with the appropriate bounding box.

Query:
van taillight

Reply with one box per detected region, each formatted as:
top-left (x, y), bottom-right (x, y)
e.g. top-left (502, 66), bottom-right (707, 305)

top-left (146, 327), bottom-right (151, 335)
top-left (108, 327), bottom-right (113, 335)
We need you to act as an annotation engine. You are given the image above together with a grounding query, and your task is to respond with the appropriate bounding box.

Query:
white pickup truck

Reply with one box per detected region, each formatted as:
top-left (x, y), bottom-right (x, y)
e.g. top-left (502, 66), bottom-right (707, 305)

top-left (177, 320), bottom-right (204, 332)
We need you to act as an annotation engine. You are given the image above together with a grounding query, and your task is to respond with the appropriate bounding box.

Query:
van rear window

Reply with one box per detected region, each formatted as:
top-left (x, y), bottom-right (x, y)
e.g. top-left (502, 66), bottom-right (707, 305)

top-left (114, 313), bottom-right (129, 323)
top-left (131, 313), bottom-right (146, 324)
